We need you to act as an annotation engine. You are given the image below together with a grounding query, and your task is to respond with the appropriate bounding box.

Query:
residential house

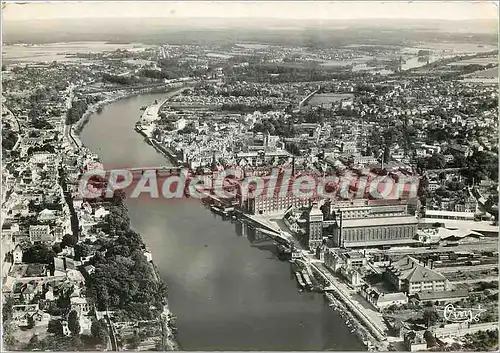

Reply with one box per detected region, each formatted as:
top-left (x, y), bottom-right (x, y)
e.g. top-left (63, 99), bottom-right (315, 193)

top-left (13, 244), bottom-right (23, 264)
top-left (94, 206), bottom-right (110, 219)
top-left (359, 284), bottom-right (408, 311)
top-left (70, 297), bottom-right (90, 316)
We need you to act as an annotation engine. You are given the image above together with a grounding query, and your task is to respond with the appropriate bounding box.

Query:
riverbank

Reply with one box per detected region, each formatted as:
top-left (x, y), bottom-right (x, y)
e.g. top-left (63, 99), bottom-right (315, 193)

top-left (133, 87), bottom-right (187, 166)
top-left (324, 292), bottom-right (374, 350)
top-left (134, 127), bottom-right (180, 166)
top-left (310, 261), bottom-right (388, 351)
top-left (73, 87), bottom-right (180, 350)
top-left (72, 86), bottom-right (175, 137)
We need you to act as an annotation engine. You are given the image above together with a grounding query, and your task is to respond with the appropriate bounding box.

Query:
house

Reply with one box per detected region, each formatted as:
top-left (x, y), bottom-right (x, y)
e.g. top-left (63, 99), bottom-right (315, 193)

top-left (61, 320), bottom-right (71, 336)
top-left (52, 226), bottom-right (64, 243)
top-left (20, 283), bottom-right (39, 303)
top-left (385, 256), bottom-right (448, 295)
top-left (45, 287), bottom-right (55, 301)
top-left (324, 249), bottom-right (344, 272)
top-left (144, 251), bottom-right (153, 262)
top-left (83, 265), bottom-right (96, 275)
top-left (79, 315), bottom-right (92, 336)
top-left (70, 297), bottom-right (90, 316)
top-left (13, 244), bottom-right (23, 264)
top-left (94, 207), bottom-right (110, 219)
top-left (443, 155), bottom-right (454, 163)
top-left (359, 284), bottom-right (408, 311)
top-left (428, 181), bottom-right (440, 192)
top-left (37, 208), bottom-right (57, 222)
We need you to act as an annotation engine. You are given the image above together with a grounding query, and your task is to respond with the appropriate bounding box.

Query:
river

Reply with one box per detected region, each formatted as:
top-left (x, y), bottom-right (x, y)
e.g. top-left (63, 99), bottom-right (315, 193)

top-left (79, 92), bottom-right (364, 351)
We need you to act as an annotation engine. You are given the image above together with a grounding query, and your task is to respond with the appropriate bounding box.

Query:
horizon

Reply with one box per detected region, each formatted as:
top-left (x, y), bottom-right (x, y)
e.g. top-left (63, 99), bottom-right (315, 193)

top-left (2, 1), bottom-right (499, 21)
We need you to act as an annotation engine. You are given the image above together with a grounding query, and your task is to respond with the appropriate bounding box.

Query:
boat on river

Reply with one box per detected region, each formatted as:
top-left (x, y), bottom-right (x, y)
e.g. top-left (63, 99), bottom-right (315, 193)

top-left (301, 270), bottom-right (313, 288)
top-left (295, 272), bottom-right (306, 288)
top-left (210, 205), bottom-right (229, 216)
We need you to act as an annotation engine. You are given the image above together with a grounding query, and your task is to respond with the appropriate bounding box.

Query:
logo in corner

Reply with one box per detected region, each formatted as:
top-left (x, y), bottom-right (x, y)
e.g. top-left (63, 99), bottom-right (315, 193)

top-left (442, 303), bottom-right (487, 324)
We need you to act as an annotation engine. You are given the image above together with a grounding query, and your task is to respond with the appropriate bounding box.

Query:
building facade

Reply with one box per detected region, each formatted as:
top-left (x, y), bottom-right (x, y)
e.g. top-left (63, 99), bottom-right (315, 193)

top-left (385, 256), bottom-right (448, 295)
top-left (359, 284), bottom-right (408, 311)
top-left (327, 199), bottom-right (419, 248)
top-left (247, 194), bottom-right (311, 214)
top-left (306, 203), bottom-right (324, 250)
top-left (29, 225), bottom-right (52, 243)
top-left (333, 216), bottom-right (419, 248)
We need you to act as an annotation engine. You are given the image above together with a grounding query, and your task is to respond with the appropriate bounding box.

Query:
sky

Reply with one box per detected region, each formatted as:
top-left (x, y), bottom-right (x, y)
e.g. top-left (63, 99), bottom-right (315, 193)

top-left (2, 1), bottom-right (499, 21)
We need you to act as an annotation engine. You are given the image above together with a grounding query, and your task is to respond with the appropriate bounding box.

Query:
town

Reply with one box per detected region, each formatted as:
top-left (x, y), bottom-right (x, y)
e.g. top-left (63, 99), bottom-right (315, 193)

top-left (1, 13), bottom-right (499, 353)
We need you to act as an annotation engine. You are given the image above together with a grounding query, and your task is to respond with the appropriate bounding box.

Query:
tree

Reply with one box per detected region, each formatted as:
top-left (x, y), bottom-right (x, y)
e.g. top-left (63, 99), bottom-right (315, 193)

top-left (67, 310), bottom-right (80, 336)
top-left (47, 319), bottom-right (63, 335)
top-left (435, 188), bottom-right (451, 198)
top-left (23, 244), bottom-right (55, 264)
top-left (27, 315), bottom-right (35, 329)
top-left (28, 334), bottom-right (39, 349)
top-left (61, 234), bottom-right (78, 248)
top-left (423, 307), bottom-right (439, 328)
top-left (450, 342), bottom-right (461, 351)
top-left (2, 296), bottom-right (15, 322)
top-left (287, 142), bottom-right (300, 156)
top-left (52, 243), bottom-right (62, 254)
top-left (427, 154), bottom-right (446, 169)
top-left (424, 330), bottom-right (437, 347)
top-left (91, 319), bottom-right (109, 345)
top-left (74, 243), bottom-right (92, 261)
top-left (128, 332), bottom-right (141, 349)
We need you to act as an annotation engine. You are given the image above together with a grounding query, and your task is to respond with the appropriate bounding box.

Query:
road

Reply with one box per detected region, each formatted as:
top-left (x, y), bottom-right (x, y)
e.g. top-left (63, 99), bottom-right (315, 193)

top-left (64, 124), bottom-right (80, 150)
top-left (105, 311), bottom-right (119, 351)
top-left (2, 106), bottom-right (22, 133)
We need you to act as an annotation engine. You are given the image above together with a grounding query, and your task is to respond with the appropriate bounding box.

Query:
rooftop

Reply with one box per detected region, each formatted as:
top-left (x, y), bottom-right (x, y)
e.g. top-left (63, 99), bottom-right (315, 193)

top-left (416, 290), bottom-right (469, 301)
top-left (341, 216), bottom-right (418, 228)
top-left (344, 238), bottom-right (419, 247)
top-left (390, 256), bottom-right (446, 283)
top-left (378, 292), bottom-right (408, 304)
top-left (425, 210), bottom-right (475, 219)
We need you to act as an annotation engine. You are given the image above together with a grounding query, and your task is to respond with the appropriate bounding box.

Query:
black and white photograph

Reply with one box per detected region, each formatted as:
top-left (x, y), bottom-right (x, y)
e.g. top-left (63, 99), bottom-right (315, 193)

top-left (1, 1), bottom-right (498, 351)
